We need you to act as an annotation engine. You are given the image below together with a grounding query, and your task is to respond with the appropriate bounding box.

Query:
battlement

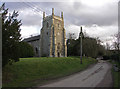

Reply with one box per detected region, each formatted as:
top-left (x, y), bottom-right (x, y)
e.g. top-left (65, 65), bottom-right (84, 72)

top-left (43, 8), bottom-right (63, 21)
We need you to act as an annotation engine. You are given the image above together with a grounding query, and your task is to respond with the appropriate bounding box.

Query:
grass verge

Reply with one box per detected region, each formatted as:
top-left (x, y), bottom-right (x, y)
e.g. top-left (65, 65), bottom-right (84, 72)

top-left (3, 57), bottom-right (97, 87)
top-left (110, 60), bottom-right (120, 87)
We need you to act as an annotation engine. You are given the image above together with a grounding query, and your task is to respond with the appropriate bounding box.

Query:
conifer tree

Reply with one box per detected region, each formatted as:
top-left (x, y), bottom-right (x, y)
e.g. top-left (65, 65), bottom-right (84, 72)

top-left (1, 3), bottom-right (22, 67)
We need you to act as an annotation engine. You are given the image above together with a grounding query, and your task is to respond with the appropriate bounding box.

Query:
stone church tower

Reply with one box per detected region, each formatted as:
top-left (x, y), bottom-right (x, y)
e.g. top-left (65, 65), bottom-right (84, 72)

top-left (40, 8), bottom-right (67, 57)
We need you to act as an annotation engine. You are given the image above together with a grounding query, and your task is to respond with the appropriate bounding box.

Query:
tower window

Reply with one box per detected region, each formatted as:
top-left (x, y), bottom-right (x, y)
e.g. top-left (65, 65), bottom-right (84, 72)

top-left (47, 32), bottom-right (48, 35)
top-left (35, 47), bottom-right (38, 54)
top-left (57, 43), bottom-right (60, 49)
top-left (47, 22), bottom-right (49, 28)
top-left (58, 24), bottom-right (59, 27)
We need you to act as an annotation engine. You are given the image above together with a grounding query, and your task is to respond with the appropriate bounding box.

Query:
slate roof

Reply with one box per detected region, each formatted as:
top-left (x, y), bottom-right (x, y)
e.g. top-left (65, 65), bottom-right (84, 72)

top-left (23, 35), bottom-right (40, 42)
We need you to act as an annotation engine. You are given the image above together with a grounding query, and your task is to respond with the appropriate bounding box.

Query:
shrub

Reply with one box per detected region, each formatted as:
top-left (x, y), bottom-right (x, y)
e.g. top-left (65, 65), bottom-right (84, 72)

top-left (19, 42), bottom-right (34, 58)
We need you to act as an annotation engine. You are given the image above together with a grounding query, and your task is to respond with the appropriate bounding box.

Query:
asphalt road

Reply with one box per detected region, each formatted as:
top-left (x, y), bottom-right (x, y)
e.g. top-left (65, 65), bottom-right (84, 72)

top-left (36, 60), bottom-right (112, 88)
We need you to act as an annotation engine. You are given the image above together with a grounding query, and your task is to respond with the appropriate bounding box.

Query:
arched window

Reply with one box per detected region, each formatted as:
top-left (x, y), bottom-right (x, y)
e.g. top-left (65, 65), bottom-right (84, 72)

top-left (46, 32), bottom-right (48, 35)
top-left (35, 47), bottom-right (38, 54)
top-left (57, 43), bottom-right (60, 50)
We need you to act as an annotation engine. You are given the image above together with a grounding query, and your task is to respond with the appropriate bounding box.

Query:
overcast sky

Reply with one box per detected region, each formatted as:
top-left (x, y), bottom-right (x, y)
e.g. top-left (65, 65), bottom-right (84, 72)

top-left (1, 0), bottom-right (119, 47)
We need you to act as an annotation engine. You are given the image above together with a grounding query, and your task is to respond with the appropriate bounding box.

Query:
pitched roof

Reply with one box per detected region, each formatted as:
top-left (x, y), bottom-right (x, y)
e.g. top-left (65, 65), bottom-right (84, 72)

top-left (23, 35), bottom-right (40, 42)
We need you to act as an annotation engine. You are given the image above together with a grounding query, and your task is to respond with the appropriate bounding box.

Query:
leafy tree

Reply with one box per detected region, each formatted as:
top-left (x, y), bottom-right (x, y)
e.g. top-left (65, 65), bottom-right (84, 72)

top-left (1, 3), bottom-right (22, 67)
top-left (67, 35), bottom-right (106, 58)
top-left (67, 39), bottom-right (76, 56)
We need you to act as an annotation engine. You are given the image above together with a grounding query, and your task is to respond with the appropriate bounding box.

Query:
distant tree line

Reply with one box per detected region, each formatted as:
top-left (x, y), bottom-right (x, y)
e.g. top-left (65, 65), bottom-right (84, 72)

top-left (103, 50), bottom-right (119, 61)
top-left (67, 32), bottom-right (120, 62)
top-left (67, 35), bottom-right (105, 58)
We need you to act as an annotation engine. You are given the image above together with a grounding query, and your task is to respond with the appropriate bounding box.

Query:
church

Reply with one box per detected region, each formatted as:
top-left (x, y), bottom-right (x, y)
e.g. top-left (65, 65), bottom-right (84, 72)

top-left (23, 8), bottom-right (67, 57)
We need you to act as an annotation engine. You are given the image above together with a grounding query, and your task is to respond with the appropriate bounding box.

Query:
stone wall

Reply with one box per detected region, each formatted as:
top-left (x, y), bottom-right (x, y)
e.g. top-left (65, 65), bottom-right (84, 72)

top-left (23, 35), bottom-right (40, 57)
top-left (28, 40), bottom-right (40, 57)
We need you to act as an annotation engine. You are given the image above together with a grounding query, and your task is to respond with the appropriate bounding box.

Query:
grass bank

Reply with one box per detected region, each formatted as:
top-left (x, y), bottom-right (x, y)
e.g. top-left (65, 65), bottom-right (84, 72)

top-left (3, 57), bottom-right (97, 87)
top-left (110, 61), bottom-right (120, 87)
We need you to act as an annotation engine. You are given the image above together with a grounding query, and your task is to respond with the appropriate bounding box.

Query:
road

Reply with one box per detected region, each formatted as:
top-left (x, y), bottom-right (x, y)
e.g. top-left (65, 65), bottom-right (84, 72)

top-left (36, 60), bottom-right (113, 88)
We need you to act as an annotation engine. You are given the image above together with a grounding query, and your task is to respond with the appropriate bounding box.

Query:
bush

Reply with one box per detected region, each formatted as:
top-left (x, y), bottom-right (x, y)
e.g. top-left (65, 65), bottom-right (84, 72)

top-left (19, 42), bottom-right (34, 58)
top-left (103, 55), bottom-right (110, 60)
top-left (111, 53), bottom-right (119, 61)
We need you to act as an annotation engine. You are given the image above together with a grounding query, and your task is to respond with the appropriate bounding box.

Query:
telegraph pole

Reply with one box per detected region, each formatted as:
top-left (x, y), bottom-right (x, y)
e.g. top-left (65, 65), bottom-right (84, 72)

top-left (80, 26), bottom-right (83, 64)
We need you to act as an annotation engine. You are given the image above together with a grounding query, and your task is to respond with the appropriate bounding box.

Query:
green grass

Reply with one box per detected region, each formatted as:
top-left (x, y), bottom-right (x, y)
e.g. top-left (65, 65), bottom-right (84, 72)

top-left (3, 57), bottom-right (97, 87)
top-left (110, 61), bottom-right (120, 87)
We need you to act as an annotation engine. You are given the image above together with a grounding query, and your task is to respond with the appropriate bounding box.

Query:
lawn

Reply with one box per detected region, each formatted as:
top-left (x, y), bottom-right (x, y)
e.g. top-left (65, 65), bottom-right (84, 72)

top-left (3, 57), bottom-right (97, 87)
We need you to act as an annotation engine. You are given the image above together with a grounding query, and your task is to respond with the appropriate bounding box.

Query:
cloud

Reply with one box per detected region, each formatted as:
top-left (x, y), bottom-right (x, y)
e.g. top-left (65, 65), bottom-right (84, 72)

top-left (18, 8), bottom-right (43, 26)
top-left (65, 1), bottom-right (118, 26)
top-left (4, 1), bottom-right (119, 45)
top-left (20, 25), bottom-right (40, 39)
top-left (5, 2), bottom-right (27, 11)
top-left (65, 23), bottom-right (118, 44)
top-left (65, 24), bottom-right (80, 39)
top-left (82, 24), bottom-right (118, 46)
top-left (5, 1), bottom-right (118, 26)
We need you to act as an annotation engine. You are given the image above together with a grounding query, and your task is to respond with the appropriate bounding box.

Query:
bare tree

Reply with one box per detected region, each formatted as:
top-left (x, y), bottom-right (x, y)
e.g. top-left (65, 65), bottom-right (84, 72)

top-left (68, 33), bottom-right (75, 40)
top-left (113, 32), bottom-right (120, 51)
top-left (112, 32), bottom-right (120, 62)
